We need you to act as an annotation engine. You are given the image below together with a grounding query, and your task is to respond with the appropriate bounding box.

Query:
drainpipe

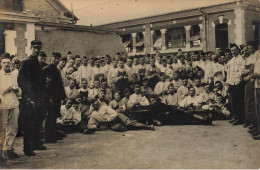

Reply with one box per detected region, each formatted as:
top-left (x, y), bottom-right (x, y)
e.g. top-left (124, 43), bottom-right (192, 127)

top-left (199, 8), bottom-right (208, 52)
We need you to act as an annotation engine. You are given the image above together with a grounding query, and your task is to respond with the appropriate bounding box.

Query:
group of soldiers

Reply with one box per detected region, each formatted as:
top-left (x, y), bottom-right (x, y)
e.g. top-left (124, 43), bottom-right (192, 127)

top-left (0, 39), bottom-right (260, 162)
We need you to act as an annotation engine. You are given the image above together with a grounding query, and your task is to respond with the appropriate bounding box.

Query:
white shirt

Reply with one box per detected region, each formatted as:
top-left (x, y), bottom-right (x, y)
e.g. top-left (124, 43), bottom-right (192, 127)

top-left (177, 85), bottom-right (189, 97)
top-left (12, 69), bottom-right (19, 78)
top-left (200, 92), bottom-right (217, 103)
top-left (160, 66), bottom-right (173, 78)
top-left (127, 93), bottom-right (149, 108)
top-left (88, 88), bottom-right (100, 100)
top-left (171, 63), bottom-right (180, 72)
top-left (197, 60), bottom-right (207, 71)
top-left (0, 70), bottom-right (21, 109)
top-left (254, 51), bottom-right (260, 88)
top-left (154, 81), bottom-right (170, 95)
top-left (64, 86), bottom-right (79, 98)
top-left (171, 79), bottom-right (183, 90)
top-left (226, 55), bottom-right (245, 85)
top-left (163, 93), bottom-right (181, 106)
top-left (179, 95), bottom-right (203, 108)
top-left (78, 65), bottom-right (91, 82)
top-left (125, 65), bottom-right (136, 78)
top-left (57, 105), bottom-right (81, 124)
top-left (194, 86), bottom-right (206, 96)
top-left (89, 105), bottom-right (118, 125)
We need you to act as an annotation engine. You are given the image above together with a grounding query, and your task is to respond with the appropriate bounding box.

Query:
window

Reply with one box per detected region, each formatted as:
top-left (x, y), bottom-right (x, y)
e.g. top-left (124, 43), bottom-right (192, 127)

top-left (190, 25), bottom-right (201, 47)
top-left (215, 23), bottom-right (228, 51)
top-left (121, 34), bottom-right (133, 52)
top-left (167, 27), bottom-right (186, 48)
top-left (134, 32), bottom-right (144, 52)
top-left (153, 30), bottom-right (162, 50)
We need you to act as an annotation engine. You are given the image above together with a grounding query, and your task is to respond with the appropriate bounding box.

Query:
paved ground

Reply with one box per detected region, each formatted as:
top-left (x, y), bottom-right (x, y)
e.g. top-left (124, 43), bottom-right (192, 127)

top-left (1, 120), bottom-right (260, 169)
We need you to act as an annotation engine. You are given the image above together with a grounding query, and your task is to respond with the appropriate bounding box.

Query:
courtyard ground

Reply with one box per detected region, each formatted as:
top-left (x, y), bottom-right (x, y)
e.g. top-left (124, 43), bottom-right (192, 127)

top-left (1, 120), bottom-right (260, 169)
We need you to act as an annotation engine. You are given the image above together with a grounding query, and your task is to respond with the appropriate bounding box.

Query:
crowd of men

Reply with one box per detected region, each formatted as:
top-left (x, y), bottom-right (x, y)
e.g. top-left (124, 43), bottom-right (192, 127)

top-left (0, 39), bottom-right (259, 162)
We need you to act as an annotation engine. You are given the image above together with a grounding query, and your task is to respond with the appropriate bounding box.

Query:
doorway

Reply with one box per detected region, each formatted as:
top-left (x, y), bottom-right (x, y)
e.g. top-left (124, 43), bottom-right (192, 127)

top-left (0, 23), bottom-right (5, 56)
top-left (215, 23), bottom-right (228, 51)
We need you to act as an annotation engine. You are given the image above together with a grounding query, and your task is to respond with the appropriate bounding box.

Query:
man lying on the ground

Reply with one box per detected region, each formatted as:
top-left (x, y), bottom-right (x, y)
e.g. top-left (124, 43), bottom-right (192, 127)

top-left (85, 100), bottom-right (154, 134)
top-left (148, 94), bottom-right (169, 126)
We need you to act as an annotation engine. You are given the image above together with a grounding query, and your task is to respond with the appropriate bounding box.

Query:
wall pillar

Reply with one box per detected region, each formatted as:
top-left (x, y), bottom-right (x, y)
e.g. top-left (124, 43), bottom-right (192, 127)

top-left (14, 24), bottom-right (27, 59)
top-left (199, 24), bottom-right (205, 51)
top-left (234, 6), bottom-right (246, 45)
top-left (160, 28), bottom-right (167, 51)
top-left (144, 23), bottom-right (151, 53)
top-left (131, 32), bottom-right (137, 53)
top-left (150, 30), bottom-right (155, 52)
top-left (25, 23), bottom-right (35, 56)
top-left (184, 25), bottom-right (191, 49)
top-left (4, 30), bottom-right (17, 56)
top-left (142, 31), bottom-right (146, 52)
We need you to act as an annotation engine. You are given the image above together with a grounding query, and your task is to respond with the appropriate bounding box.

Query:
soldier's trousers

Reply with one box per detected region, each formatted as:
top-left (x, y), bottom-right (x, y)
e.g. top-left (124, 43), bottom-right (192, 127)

top-left (255, 88), bottom-right (260, 130)
top-left (45, 102), bottom-right (61, 140)
top-left (20, 102), bottom-right (43, 150)
top-left (244, 80), bottom-right (255, 124)
top-left (229, 83), bottom-right (245, 121)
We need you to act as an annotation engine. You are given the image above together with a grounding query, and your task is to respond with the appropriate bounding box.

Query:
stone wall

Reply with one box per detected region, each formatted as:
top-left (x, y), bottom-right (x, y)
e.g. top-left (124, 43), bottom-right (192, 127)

top-left (36, 30), bottom-right (126, 59)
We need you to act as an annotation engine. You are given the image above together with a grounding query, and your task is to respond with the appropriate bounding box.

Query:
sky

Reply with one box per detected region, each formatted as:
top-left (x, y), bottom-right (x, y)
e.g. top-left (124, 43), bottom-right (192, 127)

top-left (60, 0), bottom-right (238, 26)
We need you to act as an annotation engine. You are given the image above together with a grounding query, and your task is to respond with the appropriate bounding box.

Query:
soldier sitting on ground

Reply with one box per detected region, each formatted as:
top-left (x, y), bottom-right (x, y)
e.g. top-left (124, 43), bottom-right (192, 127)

top-left (178, 87), bottom-right (213, 125)
top-left (56, 98), bottom-right (85, 133)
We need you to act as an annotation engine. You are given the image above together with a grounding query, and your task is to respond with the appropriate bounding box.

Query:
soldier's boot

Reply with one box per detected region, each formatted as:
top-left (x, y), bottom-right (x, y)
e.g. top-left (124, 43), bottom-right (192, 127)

top-left (0, 149), bottom-right (7, 162)
top-left (24, 142), bottom-right (36, 156)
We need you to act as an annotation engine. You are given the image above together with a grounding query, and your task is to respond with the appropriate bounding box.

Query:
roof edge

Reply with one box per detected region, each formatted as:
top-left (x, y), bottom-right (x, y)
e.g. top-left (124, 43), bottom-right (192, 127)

top-left (97, 0), bottom-right (242, 27)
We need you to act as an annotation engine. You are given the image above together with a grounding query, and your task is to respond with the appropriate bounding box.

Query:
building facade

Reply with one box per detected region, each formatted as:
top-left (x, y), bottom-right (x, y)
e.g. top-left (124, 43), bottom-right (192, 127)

top-left (99, 0), bottom-right (260, 55)
top-left (0, 0), bottom-right (79, 58)
top-left (0, 0), bottom-right (125, 59)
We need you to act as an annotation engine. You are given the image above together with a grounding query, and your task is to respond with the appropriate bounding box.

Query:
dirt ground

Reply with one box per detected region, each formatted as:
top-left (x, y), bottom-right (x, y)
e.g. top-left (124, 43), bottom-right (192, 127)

top-left (1, 120), bottom-right (260, 169)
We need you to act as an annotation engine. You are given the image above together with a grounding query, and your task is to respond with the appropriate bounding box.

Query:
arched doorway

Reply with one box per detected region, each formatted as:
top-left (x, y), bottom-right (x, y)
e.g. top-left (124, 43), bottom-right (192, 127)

top-left (215, 23), bottom-right (228, 51)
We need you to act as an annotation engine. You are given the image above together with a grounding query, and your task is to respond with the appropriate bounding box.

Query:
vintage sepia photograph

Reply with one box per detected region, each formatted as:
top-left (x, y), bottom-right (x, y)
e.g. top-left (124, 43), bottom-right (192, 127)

top-left (0, 0), bottom-right (260, 169)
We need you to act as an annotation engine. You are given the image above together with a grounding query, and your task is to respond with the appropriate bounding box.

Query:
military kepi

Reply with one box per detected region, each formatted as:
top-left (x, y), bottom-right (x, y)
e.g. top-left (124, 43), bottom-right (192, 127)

top-left (52, 52), bottom-right (62, 58)
top-left (31, 40), bottom-right (42, 47)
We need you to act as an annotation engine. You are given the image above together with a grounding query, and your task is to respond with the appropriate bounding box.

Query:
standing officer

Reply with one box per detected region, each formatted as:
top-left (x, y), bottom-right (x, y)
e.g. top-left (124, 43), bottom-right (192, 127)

top-left (43, 52), bottom-right (66, 143)
top-left (18, 40), bottom-right (47, 156)
top-left (226, 44), bottom-right (245, 125)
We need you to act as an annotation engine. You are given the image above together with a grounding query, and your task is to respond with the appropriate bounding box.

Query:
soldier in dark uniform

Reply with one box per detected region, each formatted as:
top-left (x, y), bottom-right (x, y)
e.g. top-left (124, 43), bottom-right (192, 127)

top-left (43, 52), bottom-right (66, 143)
top-left (18, 40), bottom-right (47, 156)
top-left (38, 51), bottom-right (48, 69)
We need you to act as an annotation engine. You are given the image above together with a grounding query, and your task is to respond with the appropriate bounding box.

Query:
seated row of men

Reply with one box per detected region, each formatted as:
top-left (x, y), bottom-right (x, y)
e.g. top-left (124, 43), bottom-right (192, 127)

top-left (57, 73), bottom-right (229, 134)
